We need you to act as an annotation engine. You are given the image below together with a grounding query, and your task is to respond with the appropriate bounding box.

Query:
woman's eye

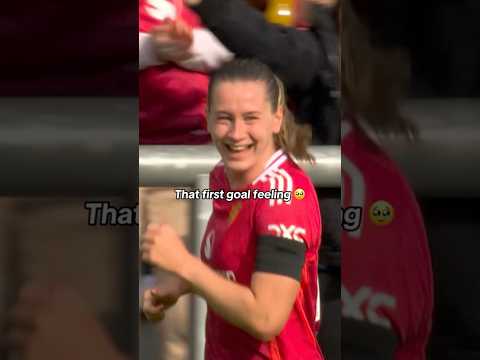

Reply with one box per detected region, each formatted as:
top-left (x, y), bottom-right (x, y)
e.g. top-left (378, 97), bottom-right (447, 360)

top-left (245, 117), bottom-right (258, 122)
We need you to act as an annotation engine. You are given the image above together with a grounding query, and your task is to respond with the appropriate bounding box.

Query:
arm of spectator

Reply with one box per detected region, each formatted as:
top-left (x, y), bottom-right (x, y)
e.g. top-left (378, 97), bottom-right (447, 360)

top-left (187, 0), bottom-right (328, 92)
top-left (139, 32), bottom-right (164, 70)
top-left (139, 19), bottom-right (192, 69)
top-left (139, 28), bottom-right (233, 72)
top-left (177, 28), bottom-right (234, 72)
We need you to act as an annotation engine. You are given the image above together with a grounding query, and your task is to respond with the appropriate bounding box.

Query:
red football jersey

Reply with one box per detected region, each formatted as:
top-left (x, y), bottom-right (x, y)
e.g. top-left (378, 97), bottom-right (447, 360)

top-left (200, 150), bottom-right (324, 359)
top-left (341, 121), bottom-right (434, 359)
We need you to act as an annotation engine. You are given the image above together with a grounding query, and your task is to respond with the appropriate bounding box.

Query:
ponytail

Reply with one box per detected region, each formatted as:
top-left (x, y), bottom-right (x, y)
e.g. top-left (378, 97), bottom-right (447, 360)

top-left (272, 75), bottom-right (314, 163)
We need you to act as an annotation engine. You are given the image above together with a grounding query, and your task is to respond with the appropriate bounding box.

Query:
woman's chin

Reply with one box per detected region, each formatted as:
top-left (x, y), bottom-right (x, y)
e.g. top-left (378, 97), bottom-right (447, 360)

top-left (224, 158), bottom-right (251, 174)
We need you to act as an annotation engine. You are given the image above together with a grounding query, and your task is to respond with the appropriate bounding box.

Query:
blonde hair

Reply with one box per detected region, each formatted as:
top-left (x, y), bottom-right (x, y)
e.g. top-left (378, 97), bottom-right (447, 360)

top-left (272, 75), bottom-right (315, 162)
top-left (208, 59), bottom-right (314, 162)
top-left (340, 0), bottom-right (416, 137)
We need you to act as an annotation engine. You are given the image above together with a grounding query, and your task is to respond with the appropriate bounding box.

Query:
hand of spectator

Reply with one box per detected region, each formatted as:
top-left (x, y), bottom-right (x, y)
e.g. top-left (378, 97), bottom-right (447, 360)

top-left (2, 282), bottom-right (127, 360)
top-left (150, 18), bottom-right (193, 62)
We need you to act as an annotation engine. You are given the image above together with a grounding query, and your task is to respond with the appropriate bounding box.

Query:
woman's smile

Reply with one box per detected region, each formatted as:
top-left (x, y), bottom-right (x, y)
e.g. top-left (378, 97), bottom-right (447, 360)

top-left (224, 142), bottom-right (255, 157)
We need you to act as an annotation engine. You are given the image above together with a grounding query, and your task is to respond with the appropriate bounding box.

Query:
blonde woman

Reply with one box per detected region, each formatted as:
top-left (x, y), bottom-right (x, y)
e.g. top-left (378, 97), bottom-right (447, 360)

top-left (141, 59), bottom-right (325, 359)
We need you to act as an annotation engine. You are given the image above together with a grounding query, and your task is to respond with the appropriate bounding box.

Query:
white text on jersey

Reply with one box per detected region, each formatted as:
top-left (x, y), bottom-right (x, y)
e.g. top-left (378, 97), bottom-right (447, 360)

top-left (268, 224), bottom-right (306, 243)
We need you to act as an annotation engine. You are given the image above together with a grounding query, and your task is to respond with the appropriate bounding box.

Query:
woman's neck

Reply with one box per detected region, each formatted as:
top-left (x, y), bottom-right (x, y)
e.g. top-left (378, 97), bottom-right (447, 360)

top-left (226, 146), bottom-right (280, 190)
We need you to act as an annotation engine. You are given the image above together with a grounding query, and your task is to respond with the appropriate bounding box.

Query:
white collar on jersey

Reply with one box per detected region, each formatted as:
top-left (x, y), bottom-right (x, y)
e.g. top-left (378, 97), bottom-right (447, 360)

top-left (217, 149), bottom-right (288, 187)
top-left (252, 149), bottom-right (288, 185)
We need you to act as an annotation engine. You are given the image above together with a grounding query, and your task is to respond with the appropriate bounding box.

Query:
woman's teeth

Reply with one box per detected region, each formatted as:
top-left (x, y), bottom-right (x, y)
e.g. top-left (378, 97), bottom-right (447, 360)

top-left (227, 144), bottom-right (252, 152)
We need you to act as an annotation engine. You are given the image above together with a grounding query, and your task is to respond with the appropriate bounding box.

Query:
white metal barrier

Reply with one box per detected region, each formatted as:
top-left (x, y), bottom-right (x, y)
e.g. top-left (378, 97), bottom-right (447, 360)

top-left (139, 145), bottom-right (341, 188)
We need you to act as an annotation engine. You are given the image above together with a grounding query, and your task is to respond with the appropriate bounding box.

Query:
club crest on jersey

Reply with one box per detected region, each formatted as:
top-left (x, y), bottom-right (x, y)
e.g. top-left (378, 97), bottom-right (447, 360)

top-left (228, 202), bottom-right (242, 224)
top-left (203, 230), bottom-right (215, 260)
top-left (267, 224), bottom-right (306, 243)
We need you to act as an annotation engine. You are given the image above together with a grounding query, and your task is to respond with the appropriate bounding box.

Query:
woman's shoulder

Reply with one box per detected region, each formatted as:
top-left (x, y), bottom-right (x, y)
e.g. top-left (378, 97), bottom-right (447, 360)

top-left (252, 155), bottom-right (316, 206)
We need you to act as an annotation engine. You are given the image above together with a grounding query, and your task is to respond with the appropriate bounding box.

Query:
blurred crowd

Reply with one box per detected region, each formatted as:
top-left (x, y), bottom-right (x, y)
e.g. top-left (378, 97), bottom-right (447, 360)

top-left (139, 0), bottom-right (339, 145)
top-left (0, 199), bottom-right (137, 360)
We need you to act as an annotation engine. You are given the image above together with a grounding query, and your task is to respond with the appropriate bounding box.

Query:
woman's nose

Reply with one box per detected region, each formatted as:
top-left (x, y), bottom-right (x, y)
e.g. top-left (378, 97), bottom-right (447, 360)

top-left (227, 119), bottom-right (247, 141)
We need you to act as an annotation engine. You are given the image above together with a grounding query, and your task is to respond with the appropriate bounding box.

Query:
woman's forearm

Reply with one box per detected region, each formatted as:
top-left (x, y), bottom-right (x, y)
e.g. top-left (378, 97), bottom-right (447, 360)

top-left (178, 255), bottom-right (275, 341)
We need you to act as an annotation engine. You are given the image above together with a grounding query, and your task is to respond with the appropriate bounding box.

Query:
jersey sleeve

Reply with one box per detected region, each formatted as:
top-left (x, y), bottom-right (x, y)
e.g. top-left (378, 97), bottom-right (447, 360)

top-left (253, 182), bottom-right (319, 251)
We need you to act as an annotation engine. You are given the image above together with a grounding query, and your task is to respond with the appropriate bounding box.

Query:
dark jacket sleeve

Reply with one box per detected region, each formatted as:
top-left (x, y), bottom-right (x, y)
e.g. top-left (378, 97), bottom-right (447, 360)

top-left (191, 0), bottom-right (330, 92)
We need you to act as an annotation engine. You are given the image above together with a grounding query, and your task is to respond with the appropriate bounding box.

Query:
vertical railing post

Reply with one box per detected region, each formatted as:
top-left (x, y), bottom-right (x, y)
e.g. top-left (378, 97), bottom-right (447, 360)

top-left (189, 174), bottom-right (211, 360)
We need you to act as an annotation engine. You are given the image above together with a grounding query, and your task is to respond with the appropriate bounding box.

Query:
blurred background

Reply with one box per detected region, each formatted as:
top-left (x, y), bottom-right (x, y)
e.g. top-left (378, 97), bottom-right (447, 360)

top-left (1, 0), bottom-right (138, 357)
top-left (346, 0), bottom-right (480, 358)
top-left (0, 98), bottom-right (138, 360)
top-left (0, 197), bottom-right (138, 358)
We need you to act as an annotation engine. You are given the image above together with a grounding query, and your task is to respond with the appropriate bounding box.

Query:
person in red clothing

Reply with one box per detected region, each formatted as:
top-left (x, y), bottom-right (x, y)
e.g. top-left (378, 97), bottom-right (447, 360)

top-left (141, 59), bottom-right (325, 359)
top-left (341, 1), bottom-right (433, 359)
top-left (139, 0), bottom-right (220, 144)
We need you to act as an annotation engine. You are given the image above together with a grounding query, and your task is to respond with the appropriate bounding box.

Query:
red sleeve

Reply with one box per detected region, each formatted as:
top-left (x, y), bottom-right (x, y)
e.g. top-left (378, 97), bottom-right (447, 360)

top-left (253, 182), bottom-right (320, 251)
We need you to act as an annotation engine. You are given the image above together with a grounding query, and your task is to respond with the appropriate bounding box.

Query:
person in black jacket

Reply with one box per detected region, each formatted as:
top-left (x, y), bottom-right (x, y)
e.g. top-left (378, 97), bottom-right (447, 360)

top-left (184, 0), bottom-right (339, 144)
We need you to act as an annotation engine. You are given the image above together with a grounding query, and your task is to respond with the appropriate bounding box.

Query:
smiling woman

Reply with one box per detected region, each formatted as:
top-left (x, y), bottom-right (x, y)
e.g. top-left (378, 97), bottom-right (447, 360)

top-left (206, 59), bottom-right (314, 189)
top-left (140, 59), bottom-right (325, 359)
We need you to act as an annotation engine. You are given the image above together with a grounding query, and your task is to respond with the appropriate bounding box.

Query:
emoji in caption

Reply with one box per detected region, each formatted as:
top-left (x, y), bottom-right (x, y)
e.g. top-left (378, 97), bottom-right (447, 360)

top-left (294, 188), bottom-right (305, 201)
top-left (369, 200), bottom-right (394, 226)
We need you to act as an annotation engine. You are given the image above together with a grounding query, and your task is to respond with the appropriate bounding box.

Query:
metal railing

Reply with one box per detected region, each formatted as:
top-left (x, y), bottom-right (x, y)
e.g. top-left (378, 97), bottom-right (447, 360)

top-left (139, 145), bottom-right (341, 188)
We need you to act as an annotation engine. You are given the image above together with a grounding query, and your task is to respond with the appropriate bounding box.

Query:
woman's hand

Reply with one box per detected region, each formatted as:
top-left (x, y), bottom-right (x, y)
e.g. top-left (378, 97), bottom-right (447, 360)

top-left (142, 275), bottom-right (191, 321)
top-left (150, 18), bottom-right (193, 62)
top-left (142, 288), bottom-right (177, 321)
top-left (140, 223), bottom-right (193, 275)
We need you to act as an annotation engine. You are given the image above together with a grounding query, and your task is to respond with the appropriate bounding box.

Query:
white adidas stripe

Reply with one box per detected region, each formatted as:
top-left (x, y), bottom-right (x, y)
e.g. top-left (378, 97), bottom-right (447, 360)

top-left (262, 166), bottom-right (294, 207)
top-left (273, 171), bottom-right (285, 206)
top-left (253, 155), bottom-right (288, 185)
top-left (268, 175), bottom-right (277, 207)
top-left (315, 278), bottom-right (321, 323)
top-left (276, 168), bottom-right (293, 202)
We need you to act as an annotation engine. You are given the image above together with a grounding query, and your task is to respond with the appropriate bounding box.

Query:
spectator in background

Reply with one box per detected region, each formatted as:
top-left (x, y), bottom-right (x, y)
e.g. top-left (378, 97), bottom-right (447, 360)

top-left (189, 0), bottom-right (339, 144)
top-left (341, 0), bottom-right (433, 359)
top-left (139, 0), bottom-right (233, 144)
top-left (146, 0), bottom-right (339, 144)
